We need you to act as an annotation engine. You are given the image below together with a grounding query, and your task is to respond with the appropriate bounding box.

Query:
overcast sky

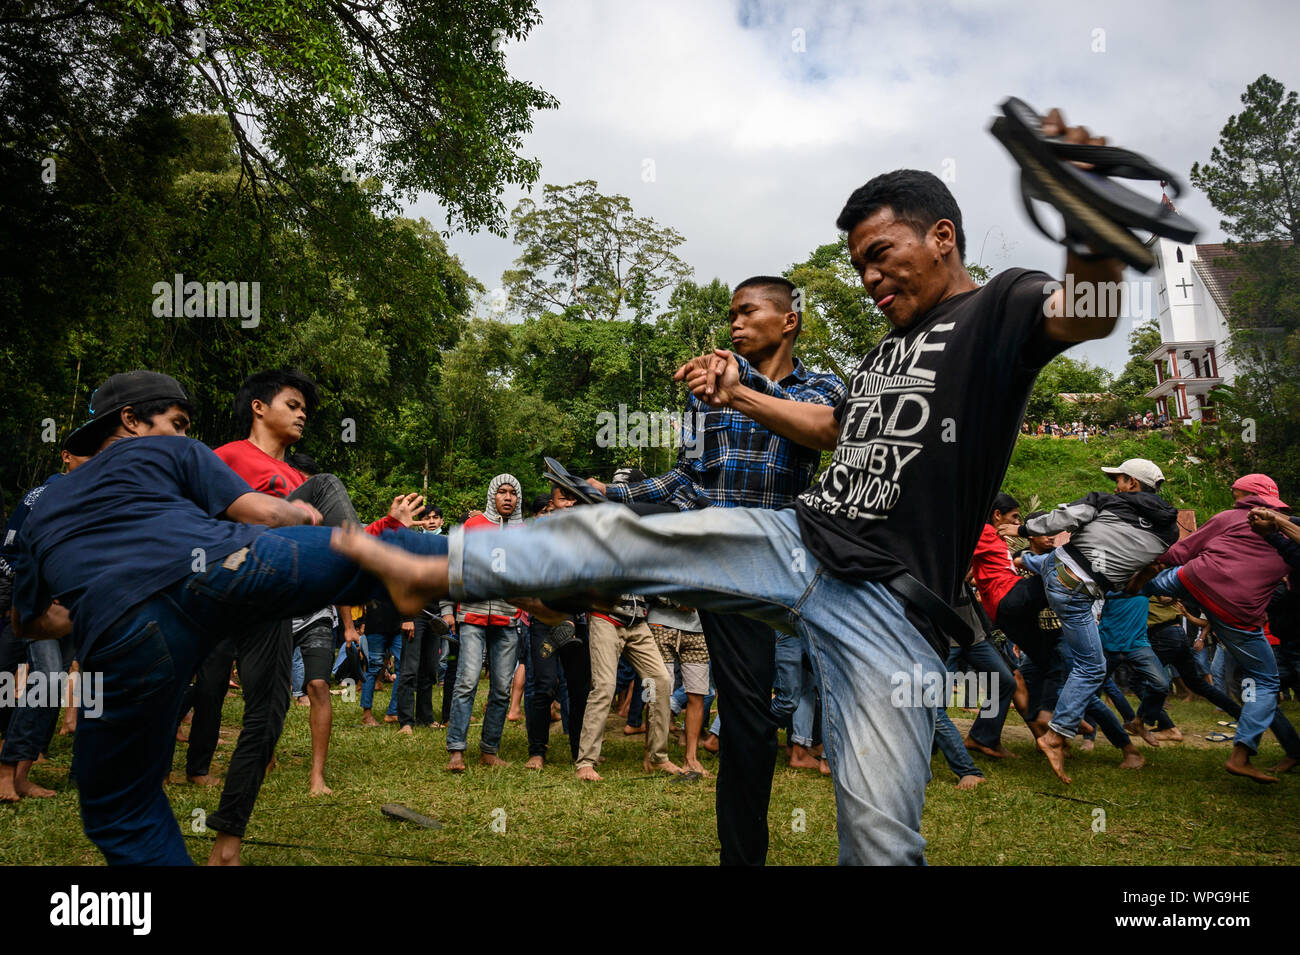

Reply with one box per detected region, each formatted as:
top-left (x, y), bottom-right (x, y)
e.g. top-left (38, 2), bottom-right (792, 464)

top-left (406, 0), bottom-right (1300, 374)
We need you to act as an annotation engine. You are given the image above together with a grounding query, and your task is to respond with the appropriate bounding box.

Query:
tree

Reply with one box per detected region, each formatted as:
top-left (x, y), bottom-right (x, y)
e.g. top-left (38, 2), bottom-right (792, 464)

top-left (502, 180), bottom-right (694, 321)
top-left (0, 0), bottom-right (557, 235)
top-left (1191, 74), bottom-right (1300, 244)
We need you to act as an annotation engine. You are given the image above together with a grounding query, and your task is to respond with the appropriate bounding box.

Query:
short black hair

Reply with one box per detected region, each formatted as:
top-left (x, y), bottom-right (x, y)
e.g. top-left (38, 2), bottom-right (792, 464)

top-left (531, 492), bottom-right (552, 516)
top-left (234, 369), bottom-right (320, 434)
top-left (428, 505), bottom-right (442, 518)
top-left (127, 398), bottom-right (195, 426)
top-left (836, 170), bottom-right (966, 260)
top-left (989, 492), bottom-right (1020, 522)
top-left (733, 275), bottom-right (801, 339)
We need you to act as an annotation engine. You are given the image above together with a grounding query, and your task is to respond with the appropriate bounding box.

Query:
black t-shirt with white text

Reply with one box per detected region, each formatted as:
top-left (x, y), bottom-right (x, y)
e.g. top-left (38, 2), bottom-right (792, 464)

top-left (794, 268), bottom-right (1066, 603)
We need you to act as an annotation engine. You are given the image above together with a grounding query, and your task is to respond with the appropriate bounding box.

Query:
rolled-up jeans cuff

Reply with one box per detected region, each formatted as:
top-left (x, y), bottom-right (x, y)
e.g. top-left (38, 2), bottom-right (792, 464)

top-left (448, 527), bottom-right (466, 601)
top-left (1047, 721), bottom-right (1077, 739)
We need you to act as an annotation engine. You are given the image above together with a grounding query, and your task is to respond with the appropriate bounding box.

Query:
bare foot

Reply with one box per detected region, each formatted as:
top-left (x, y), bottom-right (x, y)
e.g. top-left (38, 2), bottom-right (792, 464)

top-left (507, 710), bottom-right (524, 723)
top-left (398, 725), bottom-right (413, 736)
top-left (446, 752), bottom-right (466, 773)
top-left (701, 733), bottom-right (719, 754)
top-left (1077, 738), bottom-right (1094, 752)
top-left (1036, 731), bottom-right (1072, 784)
top-left (788, 743), bottom-right (821, 770)
top-left (1117, 746), bottom-right (1145, 770)
top-left (175, 730), bottom-right (189, 743)
top-left (1078, 720), bottom-right (1094, 736)
top-left (0, 765), bottom-right (19, 802)
top-left (383, 714), bottom-right (399, 724)
top-left (683, 758), bottom-right (712, 777)
top-left (187, 774), bottom-right (221, 787)
top-left (329, 523), bottom-right (447, 614)
top-left (480, 754), bottom-right (510, 767)
top-left (955, 774), bottom-right (986, 790)
top-left (1269, 756), bottom-right (1298, 774)
top-left (1153, 727), bottom-right (1183, 742)
top-left (645, 757), bottom-right (683, 776)
top-left (524, 755), bottom-right (544, 770)
top-left (1226, 745), bottom-right (1277, 784)
top-left (575, 765), bottom-right (603, 781)
top-left (819, 758), bottom-right (831, 776)
top-left (206, 833), bottom-right (242, 866)
top-left (361, 711), bottom-right (379, 727)
top-left (965, 737), bottom-right (1018, 759)
top-left (1124, 718), bottom-right (1160, 747)
top-left (309, 777), bottom-right (333, 796)
top-left (294, 696), bottom-right (311, 707)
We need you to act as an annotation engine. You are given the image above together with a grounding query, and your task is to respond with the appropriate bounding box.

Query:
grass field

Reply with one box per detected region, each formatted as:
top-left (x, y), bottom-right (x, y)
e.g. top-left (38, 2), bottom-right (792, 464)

top-left (3, 676), bottom-right (1297, 866)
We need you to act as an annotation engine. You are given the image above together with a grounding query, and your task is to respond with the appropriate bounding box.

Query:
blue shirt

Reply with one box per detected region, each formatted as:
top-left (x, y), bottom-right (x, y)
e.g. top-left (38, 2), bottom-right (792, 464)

top-left (1098, 594), bottom-right (1151, 653)
top-left (13, 435), bottom-right (260, 658)
top-left (604, 356), bottom-right (846, 510)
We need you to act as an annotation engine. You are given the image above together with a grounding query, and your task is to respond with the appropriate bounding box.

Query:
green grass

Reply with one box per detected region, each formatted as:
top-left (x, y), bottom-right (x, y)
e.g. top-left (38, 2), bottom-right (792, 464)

top-left (1004, 431), bottom-right (1235, 525)
top-left (2, 679), bottom-right (1297, 865)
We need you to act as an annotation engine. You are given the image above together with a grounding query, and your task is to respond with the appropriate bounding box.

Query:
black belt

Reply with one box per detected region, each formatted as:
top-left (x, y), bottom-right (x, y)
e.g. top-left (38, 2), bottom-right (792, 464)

top-left (885, 571), bottom-right (975, 660)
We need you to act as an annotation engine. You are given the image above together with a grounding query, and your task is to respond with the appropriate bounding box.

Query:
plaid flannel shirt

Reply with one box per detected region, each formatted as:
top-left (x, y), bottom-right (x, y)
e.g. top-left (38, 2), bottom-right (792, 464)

top-left (604, 355), bottom-right (845, 511)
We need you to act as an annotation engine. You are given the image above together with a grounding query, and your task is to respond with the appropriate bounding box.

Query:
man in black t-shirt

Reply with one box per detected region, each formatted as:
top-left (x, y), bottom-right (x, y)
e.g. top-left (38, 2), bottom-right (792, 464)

top-left (330, 114), bottom-right (1132, 864)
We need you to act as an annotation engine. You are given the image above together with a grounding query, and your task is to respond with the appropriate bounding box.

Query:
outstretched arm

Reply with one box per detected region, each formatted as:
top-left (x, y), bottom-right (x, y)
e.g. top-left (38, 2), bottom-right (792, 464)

top-left (223, 492), bottom-right (320, 527)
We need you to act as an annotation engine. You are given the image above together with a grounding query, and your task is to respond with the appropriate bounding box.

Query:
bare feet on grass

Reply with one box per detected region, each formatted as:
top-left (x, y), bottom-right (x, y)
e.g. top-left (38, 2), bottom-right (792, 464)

top-left (955, 774), bottom-right (985, 790)
top-left (383, 714), bottom-right (399, 724)
top-left (575, 765), bottom-right (603, 782)
top-left (309, 776), bottom-right (333, 796)
top-left (819, 758), bottom-right (831, 776)
top-left (965, 737), bottom-right (1019, 759)
top-left (1036, 730), bottom-right (1072, 784)
top-left (683, 758), bottom-right (712, 777)
top-left (1269, 756), bottom-right (1297, 774)
top-left (446, 752), bottom-right (467, 773)
top-left (1117, 745), bottom-right (1145, 770)
top-left (398, 725), bottom-right (413, 736)
top-left (524, 755), bottom-right (544, 770)
top-left (788, 743), bottom-right (821, 770)
top-left (1076, 739), bottom-right (1093, 752)
top-left (480, 754), bottom-right (510, 768)
top-left (187, 774), bottom-right (221, 787)
top-left (1124, 718), bottom-right (1160, 747)
top-left (701, 733), bottom-right (719, 754)
top-left (329, 522), bottom-right (448, 614)
top-left (361, 710), bottom-right (379, 727)
top-left (1153, 727), bottom-right (1183, 742)
top-left (645, 758), bottom-right (683, 776)
top-left (623, 724), bottom-right (646, 736)
top-left (1226, 744), bottom-right (1278, 784)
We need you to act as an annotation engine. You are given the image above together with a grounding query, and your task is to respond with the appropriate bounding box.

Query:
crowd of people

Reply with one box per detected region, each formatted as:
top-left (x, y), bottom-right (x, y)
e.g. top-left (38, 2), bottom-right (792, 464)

top-left (3, 161), bottom-right (1297, 867)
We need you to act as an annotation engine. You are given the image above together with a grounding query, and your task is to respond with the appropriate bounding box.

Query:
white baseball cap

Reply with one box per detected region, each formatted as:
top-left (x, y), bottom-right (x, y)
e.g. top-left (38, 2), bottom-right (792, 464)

top-left (1101, 458), bottom-right (1165, 489)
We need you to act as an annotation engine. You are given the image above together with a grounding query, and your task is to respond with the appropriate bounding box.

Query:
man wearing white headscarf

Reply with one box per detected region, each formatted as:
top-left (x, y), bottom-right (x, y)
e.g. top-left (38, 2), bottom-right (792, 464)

top-left (444, 474), bottom-right (524, 772)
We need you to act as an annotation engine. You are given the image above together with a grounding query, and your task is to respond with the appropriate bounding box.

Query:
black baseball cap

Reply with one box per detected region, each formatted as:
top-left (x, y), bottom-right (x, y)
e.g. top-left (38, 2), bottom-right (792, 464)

top-left (64, 371), bottom-right (191, 455)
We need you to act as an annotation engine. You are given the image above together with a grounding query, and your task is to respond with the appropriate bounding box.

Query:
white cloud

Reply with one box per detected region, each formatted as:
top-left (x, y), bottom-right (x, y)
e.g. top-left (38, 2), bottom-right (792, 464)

top-left (408, 0), bottom-right (1300, 372)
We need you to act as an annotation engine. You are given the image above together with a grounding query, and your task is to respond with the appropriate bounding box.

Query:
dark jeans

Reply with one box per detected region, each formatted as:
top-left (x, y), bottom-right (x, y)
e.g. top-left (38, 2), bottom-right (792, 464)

top-left (1150, 623), bottom-right (1300, 758)
top-left (397, 615), bottom-right (441, 727)
top-left (699, 609), bottom-right (778, 867)
top-left (945, 640), bottom-right (1015, 749)
top-left (75, 524), bottom-right (449, 864)
top-left (525, 616), bottom-right (590, 761)
top-left (0, 632), bottom-right (70, 764)
top-left (184, 636), bottom-right (235, 777)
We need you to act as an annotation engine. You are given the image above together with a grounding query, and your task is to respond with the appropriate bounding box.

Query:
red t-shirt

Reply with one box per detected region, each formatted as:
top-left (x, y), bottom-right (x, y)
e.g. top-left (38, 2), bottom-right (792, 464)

top-left (214, 438), bottom-right (401, 535)
top-left (970, 522), bottom-right (1021, 622)
top-left (214, 439), bottom-right (305, 497)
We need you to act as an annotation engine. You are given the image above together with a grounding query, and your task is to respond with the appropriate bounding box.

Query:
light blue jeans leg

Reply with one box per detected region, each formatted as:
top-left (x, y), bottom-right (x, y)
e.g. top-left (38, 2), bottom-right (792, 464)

top-left (772, 632), bottom-right (816, 747)
top-left (479, 623), bottom-right (519, 755)
top-left (1043, 552), bottom-right (1107, 738)
top-left (447, 623), bottom-right (487, 753)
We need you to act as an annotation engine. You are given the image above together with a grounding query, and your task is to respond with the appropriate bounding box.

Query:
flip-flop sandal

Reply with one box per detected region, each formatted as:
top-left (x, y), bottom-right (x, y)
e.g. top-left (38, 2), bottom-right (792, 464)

top-left (544, 456), bottom-right (608, 506)
top-left (381, 803), bottom-right (443, 829)
top-left (990, 96), bottom-right (1199, 272)
top-left (1217, 720), bottom-right (1238, 728)
top-left (670, 770), bottom-right (703, 784)
top-left (1203, 732), bottom-right (1232, 742)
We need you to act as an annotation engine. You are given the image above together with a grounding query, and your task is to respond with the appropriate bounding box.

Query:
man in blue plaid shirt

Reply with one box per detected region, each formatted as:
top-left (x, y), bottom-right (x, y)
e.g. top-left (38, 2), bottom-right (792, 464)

top-left (589, 276), bottom-right (845, 865)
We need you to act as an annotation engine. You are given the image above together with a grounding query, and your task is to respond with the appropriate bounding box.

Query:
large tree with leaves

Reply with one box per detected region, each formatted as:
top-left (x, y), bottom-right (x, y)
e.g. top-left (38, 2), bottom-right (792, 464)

top-left (502, 180), bottom-right (694, 321)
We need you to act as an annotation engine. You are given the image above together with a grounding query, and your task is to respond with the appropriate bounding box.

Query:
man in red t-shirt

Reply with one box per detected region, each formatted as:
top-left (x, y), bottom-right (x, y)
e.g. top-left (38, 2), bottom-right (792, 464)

top-left (197, 369), bottom-right (421, 865)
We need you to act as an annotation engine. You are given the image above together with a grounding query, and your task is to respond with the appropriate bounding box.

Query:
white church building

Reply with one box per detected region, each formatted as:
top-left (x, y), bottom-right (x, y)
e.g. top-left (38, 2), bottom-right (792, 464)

top-left (1143, 236), bottom-right (1240, 423)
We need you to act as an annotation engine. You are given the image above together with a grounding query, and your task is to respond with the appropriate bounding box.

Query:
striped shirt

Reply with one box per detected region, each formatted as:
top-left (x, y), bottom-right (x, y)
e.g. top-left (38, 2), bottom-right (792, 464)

top-left (604, 355), bottom-right (845, 511)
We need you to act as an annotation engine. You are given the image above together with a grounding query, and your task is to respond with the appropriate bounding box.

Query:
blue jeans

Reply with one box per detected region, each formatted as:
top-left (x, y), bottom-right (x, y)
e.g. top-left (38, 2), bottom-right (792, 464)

top-left (1104, 644), bottom-right (1169, 725)
top-left (450, 505), bottom-right (942, 864)
top-left (1143, 567), bottom-right (1279, 753)
top-left (446, 621), bottom-right (519, 755)
top-left (361, 632), bottom-right (403, 716)
top-left (773, 632), bottom-right (818, 747)
top-left (1035, 551), bottom-right (1108, 739)
top-left (933, 708), bottom-right (982, 779)
top-left (69, 525), bottom-right (449, 864)
top-left (0, 633), bottom-right (69, 764)
top-left (291, 647), bottom-right (305, 698)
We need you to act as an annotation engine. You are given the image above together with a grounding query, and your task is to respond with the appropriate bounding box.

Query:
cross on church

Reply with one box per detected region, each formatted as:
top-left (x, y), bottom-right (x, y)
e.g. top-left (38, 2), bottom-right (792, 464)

top-left (1176, 278), bottom-right (1193, 299)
